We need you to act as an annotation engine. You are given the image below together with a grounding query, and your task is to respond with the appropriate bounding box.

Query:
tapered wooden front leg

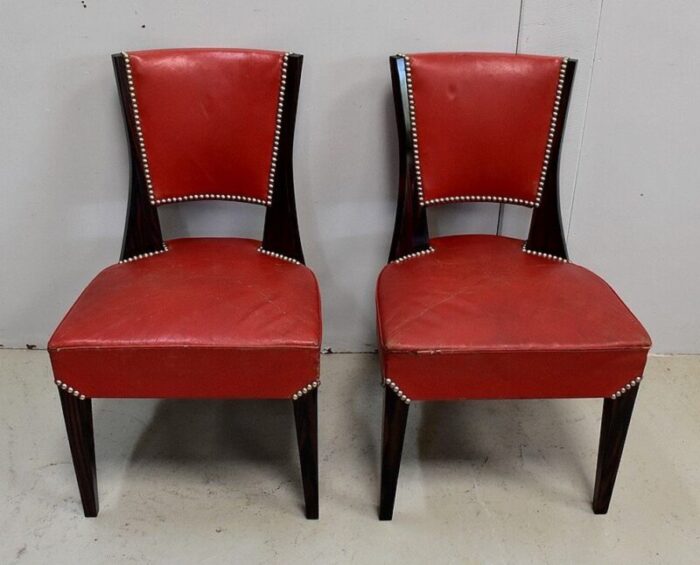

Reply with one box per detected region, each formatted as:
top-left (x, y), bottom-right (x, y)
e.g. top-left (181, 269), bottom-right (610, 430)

top-left (293, 389), bottom-right (319, 519)
top-left (593, 384), bottom-right (640, 514)
top-left (379, 388), bottom-right (410, 520)
top-left (58, 388), bottom-right (98, 517)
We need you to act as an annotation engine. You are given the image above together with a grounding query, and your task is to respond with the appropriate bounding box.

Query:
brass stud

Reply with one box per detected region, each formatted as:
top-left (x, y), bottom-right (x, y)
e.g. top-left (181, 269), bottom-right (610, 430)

top-left (292, 380), bottom-right (320, 400)
top-left (119, 243), bottom-right (169, 264)
top-left (54, 380), bottom-right (87, 400)
top-left (392, 246), bottom-right (436, 264)
top-left (610, 376), bottom-right (643, 400)
top-left (383, 377), bottom-right (411, 404)
top-left (521, 243), bottom-right (568, 263)
top-left (257, 247), bottom-right (301, 265)
top-left (534, 58), bottom-right (568, 209)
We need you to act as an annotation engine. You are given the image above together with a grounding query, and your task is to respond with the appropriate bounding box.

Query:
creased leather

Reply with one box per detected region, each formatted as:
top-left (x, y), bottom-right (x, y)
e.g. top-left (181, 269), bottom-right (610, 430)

top-left (49, 238), bottom-right (321, 398)
top-left (377, 236), bottom-right (651, 400)
top-left (408, 52), bottom-right (563, 204)
top-left (128, 48), bottom-right (285, 204)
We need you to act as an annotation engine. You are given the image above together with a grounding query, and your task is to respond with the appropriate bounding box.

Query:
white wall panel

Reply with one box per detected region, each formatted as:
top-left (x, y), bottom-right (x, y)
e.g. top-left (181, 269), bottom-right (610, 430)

top-left (568, 0), bottom-right (700, 353)
top-left (0, 1), bottom-right (521, 350)
top-left (500, 0), bottom-right (603, 239)
top-left (2, 1), bottom-right (697, 352)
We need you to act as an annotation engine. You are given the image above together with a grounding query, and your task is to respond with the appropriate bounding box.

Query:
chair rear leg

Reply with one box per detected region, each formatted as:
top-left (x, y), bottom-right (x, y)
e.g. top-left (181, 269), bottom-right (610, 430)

top-left (58, 388), bottom-right (98, 517)
top-left (379, 388), bottom-right (410, 520)
top-left (293, 388), bottom-right (319, 519)
top-left (593, 384), bottom-right (640, 514)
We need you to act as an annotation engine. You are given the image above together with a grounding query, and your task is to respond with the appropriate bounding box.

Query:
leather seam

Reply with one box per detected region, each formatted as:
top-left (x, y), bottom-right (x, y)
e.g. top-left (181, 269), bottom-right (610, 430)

top-left (381, 345), bottom-right (650, 355)
top-left (50, 344), bottom-right (320, 352)
top-left (382, 285), bottom-right (474, 338)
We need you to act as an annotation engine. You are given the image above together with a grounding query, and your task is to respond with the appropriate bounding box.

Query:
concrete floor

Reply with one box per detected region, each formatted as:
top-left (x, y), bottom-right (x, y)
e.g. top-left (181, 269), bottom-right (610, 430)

top-left (1, 351), bottom-right (698, 564)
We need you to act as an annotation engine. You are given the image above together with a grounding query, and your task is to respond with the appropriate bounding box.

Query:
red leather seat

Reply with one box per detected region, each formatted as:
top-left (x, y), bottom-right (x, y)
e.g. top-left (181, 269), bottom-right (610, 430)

top-left (377, 235), bottom-right (650, 401)
top-left (50, 238), bottom-right (321, 399)
top-left (378, 52), bottom-right (651, 519)
top-left (51, 49), bottom-right (320, 519)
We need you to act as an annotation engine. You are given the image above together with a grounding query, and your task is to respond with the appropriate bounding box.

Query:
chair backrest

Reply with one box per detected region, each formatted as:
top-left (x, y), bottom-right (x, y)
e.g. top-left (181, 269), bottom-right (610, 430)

top-left (113, 48), bottom-right (306, 263)
top-left (388, 52), bottom-right (576, 262)
top-left (121, 48), bottom-right (286, 205)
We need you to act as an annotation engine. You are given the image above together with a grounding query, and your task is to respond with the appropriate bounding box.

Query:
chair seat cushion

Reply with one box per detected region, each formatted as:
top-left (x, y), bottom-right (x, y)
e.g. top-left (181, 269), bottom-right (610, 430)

top-left (49, 238), bottom-right (321, 399)
top-left (376, 235), bottom-right (651, 400)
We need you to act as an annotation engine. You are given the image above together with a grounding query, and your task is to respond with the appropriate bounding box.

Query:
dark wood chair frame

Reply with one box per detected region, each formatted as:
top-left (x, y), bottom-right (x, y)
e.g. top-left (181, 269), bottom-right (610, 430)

top-left (380, 55), bottom-right (640, 519)
top-left (58, 52), bottom-right (319, 519)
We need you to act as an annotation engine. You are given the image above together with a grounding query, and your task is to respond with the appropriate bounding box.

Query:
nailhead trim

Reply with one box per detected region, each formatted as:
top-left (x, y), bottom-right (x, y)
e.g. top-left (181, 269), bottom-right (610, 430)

top-left (402, 55), bottom-right (568, 209)
top-left (292, 380), bottom-right (319, 400)
top-left (119, 243), bottom-right (170, 264)
top-left (385, 376), bottom-right (642, 403)
top-left (424, 195), bottom-right (536, 207)
top-left (535, 57), bottom-right (568, 208)
top-left (54, 380), bottom-right (86, 400)
top-left (611, 376), bottom-right (642, 399)
top-left (122, 51), bottom-right (290, 207)
top-left (122, 51), bottom-right (157, 205)
top-left (257, 247), bottom-right (301, 265)
top-left (403, 55), bottom-right (426, 205)
top-left (384, 378), bottom-right (411, 404)
top-left (521, 243), bottom-right (568, 263)
top-left (155, 194), bottom-right (269, 205)
top-left (267, 53), bottom-right (289, 205)
top-left (391, 246), bottom-right (435, 264)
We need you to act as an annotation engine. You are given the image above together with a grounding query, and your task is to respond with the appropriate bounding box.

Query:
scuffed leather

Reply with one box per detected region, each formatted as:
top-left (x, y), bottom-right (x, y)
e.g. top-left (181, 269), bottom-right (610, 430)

top-left (128, 48), bottom-right (285, 204)
top-left (408, 52), bottom-right (563, 204)
top-left (377, 236), bottom-right (651, 400)
top-left (49, 238), bottom-right (321, 398)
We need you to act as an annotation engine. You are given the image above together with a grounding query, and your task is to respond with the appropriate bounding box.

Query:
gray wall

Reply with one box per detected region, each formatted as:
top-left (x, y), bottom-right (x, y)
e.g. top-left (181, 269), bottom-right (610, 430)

top-left (1, 1), bottom-right (698, 353)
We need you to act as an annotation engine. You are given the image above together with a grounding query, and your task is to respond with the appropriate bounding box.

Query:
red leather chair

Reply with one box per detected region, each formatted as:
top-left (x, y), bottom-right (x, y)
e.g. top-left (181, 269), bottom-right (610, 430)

top-left (49, 49), bottom-right (320, 519)
top-left (376, 52), bottom-right (651, 519)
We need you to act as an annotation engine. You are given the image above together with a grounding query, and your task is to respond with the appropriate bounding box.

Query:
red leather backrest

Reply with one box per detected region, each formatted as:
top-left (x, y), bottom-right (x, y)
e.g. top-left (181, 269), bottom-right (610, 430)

top-left (405, 52), bottom-right (566, 207)
top-left (124, 48), bottom-right (287, 206)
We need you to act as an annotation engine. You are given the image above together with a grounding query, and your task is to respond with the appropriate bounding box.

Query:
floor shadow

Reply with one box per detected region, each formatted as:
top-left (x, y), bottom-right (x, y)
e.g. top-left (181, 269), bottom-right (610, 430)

top-left (99, 398), bottom-right (302, 511)
top-left (128, 399), bottom-right (294, 465)
top-left (414, 399), bottom-right (596, 502)
top-left (348, 356), bottom-right (384, 480)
